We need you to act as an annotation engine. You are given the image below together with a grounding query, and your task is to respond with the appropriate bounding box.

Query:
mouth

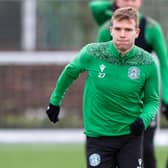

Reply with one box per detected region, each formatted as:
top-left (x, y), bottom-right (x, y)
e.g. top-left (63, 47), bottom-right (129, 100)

top-left (117, 40), bottom-right (128, 42)
top-left (117, 40), bottom-right (128, 45)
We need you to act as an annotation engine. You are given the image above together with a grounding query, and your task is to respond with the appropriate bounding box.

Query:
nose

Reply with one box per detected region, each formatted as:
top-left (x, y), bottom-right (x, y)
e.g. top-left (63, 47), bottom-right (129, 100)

top-left (120, 30), bottom-right (126, 37)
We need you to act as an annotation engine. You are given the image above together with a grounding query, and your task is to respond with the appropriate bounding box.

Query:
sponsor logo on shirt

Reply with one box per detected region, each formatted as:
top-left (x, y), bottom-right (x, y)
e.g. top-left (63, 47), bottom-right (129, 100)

top-left (98, 64), bottom-right (106, 78)
top-left (128, 66), bottom-right (140, 80)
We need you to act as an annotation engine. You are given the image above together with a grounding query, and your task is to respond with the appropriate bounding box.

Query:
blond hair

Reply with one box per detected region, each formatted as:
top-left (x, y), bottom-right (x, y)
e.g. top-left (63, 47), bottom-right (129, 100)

top-left (111, 7), bottom-right (138, 27)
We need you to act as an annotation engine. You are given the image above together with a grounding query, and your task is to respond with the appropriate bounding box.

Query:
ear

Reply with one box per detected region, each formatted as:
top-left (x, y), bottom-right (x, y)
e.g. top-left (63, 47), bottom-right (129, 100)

top-left (109, 26), bottom-right (113, 36)
top-left (135, 28), bottom-right (140, 38)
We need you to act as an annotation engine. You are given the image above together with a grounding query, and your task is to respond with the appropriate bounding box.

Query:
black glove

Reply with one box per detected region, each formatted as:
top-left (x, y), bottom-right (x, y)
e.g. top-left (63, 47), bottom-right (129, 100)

top-left (130, 118), bottom-right (144, 136)
top-left (46, 103), bottom-right (60, 123)
top-left (161, 101), bottom-right (168, 120)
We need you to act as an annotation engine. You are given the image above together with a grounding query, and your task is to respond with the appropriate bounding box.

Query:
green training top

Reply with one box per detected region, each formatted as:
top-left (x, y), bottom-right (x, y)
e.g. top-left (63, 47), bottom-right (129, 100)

top-left (89, 0), bottom-right (168, 104)
top-left (50, 41), bottom-right (160, 137)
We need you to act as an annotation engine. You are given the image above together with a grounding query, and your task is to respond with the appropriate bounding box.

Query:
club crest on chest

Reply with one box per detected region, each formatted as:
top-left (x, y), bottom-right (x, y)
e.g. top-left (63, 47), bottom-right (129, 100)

top-left (128, 66), bottom-right (140, 80)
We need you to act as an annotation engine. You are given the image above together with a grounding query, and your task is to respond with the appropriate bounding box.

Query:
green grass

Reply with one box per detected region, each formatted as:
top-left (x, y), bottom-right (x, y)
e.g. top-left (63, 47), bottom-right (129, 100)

top-left (155, 146), bottom-right (168, 168)
top-left (0, 144), bottom-right (167, 168)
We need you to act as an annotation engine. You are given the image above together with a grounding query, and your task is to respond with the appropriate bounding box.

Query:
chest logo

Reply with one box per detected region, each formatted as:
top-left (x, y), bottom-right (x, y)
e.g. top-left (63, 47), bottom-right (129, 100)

top-left (98, 64), bottom-right (106, 78)
top-left (128, 66), bottom-right (140, 80)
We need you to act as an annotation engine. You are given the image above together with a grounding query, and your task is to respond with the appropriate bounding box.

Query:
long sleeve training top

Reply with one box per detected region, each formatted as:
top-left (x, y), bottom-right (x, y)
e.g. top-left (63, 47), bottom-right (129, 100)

top-left (50, 41), bottom-right (160, 137)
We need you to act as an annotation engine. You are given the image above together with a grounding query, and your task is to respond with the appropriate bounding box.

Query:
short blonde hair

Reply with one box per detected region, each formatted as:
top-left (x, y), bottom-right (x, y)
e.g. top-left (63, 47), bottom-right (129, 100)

top-left (111, 7), bottom-right (138, 27)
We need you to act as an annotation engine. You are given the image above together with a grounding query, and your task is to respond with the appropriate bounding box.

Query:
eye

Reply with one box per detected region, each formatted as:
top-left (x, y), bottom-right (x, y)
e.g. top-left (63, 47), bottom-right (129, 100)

top-left (114, 27), bottom-right (121, 31)
top-left (125, 28), bottom-right (133, 32)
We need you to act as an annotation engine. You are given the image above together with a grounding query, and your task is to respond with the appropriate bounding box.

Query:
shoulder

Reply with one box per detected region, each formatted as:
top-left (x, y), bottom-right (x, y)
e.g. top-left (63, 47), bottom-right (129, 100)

top-left (144, 16), bottom-right (161, 30)
top-left (85, 41), bottom-right (111, 56)
top-left (78, 42), bottom-right (110, 59)
top-left (134, 46), bottom-right (156, 65)
top-left (86, 41), bottom-right (110, 53)
top-left (101, 20), bottom-right (111, 29)
top-left (83, 41), bottom-right (114, 61)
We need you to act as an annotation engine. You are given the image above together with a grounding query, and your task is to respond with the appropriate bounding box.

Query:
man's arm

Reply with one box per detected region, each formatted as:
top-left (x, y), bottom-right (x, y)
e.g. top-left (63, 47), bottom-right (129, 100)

top-left (160, 32), bottom-right (168, 120)
top-left (49, 47), bottom-right (88, 106)
top-left (46, 46), bottom-right (89, 123)
top-left (140, 62), bottom-right (160, 128)
top-left (89, 0), bottom-right (112, 26)
top-left (146, 20), bottom-right (168, 104)
top-left (97, 21), bottom-right (112, 42)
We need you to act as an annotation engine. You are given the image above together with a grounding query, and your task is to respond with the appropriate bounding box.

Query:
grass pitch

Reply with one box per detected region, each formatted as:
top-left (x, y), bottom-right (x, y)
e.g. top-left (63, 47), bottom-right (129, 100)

top-left (0, 144), bottom-right (167, 168)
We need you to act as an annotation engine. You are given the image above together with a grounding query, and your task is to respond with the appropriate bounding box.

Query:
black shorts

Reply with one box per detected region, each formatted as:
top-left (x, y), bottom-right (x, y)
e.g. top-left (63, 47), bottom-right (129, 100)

top-left (86, 134), bottom-right (143, 168)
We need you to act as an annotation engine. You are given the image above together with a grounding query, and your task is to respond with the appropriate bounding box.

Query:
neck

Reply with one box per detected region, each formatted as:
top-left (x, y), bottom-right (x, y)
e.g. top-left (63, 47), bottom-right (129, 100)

top-left (113, 43), bottom-right (134, 57)
top-left (119, 49), bottom-right (131, 57)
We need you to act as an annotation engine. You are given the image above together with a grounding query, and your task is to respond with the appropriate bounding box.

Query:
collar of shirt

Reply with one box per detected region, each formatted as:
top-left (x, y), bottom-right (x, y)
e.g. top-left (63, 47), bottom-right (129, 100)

top-left (109, 41), bottom-right (137, 60)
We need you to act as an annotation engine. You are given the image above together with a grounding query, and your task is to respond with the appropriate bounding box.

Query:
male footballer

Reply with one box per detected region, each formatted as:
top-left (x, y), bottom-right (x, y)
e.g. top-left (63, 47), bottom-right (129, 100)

top-left (46, 7), bottom-right (160, 168)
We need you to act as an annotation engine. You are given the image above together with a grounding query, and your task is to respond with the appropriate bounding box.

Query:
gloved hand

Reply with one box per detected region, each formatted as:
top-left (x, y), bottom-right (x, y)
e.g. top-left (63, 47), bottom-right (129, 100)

top-left (46, 103), bottom-right (60, 123)
top-left (130, 118), bottom-right (144, 136)
top-left (161, 101), bottom-right (168, 120)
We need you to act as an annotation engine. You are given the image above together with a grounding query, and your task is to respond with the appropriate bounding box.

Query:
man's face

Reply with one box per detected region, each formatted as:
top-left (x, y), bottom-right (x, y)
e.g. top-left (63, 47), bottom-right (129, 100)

top-left (116, 0), bottom-right (142, 10)
top-left (110, 19), bottom-right (140, 54)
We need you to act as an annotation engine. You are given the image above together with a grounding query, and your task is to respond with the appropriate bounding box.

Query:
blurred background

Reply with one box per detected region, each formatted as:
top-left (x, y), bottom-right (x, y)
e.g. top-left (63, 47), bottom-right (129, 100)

top-left (0, 1), bottom-right (167, 167)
